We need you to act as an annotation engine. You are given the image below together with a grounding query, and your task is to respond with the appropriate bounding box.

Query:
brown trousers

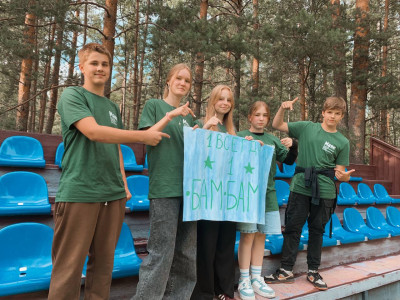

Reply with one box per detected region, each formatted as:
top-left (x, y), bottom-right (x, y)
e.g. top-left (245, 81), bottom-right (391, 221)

top-left (48, 199), bottom-right (126, 300)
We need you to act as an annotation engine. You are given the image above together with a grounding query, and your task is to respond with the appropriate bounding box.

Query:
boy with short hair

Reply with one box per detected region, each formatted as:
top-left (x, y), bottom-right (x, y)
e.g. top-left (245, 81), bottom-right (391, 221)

top-left (48, 43), bottom-right (169, 300)
top-left (264, 96), bottom-right (354, 290)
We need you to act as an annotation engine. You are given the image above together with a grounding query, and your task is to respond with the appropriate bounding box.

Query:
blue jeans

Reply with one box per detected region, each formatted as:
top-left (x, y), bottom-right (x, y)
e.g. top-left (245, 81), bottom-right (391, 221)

top-left (133, 197), bottom-right (197, 300)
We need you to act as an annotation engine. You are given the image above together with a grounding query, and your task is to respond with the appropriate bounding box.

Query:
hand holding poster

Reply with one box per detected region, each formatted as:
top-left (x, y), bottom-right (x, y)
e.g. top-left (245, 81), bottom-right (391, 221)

top-left (183, 127), bottom-right (274, 224)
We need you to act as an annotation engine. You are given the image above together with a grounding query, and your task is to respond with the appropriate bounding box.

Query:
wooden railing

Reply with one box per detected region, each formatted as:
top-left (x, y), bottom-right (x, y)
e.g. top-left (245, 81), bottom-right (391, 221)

top-left (370, 137), bottom-right (400, 195)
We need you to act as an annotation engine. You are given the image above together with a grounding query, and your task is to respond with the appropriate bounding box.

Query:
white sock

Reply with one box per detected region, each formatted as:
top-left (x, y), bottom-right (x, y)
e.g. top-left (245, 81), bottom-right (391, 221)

top-left (240, 268), bottom-right (250, 281)
top-left (251, 265), bottom-right (262, 279)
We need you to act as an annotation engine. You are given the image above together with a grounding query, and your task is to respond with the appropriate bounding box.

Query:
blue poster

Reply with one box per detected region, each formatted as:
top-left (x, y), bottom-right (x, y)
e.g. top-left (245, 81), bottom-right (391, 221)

top-left (183, 127), bottom-right (274, 224)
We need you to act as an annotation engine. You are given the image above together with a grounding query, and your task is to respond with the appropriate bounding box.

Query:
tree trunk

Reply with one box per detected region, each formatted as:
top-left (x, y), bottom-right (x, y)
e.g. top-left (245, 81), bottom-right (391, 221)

top-left (251, 0), bottom-right (259, 97)
top-left (28, 26), bottom-right (39, 133)
top-left (81, 2), bottom-right (88, 85)
top-left (38, 23), bottom-right (56, 133)
top-left (16, 4), bottom-right (36, 131)
top-left (67, 1), bottom-right (80, 85)
top-left (193, 0), bottom-right (208, 117)
top-left (132, 0), bottom-right (140, 129)
top-left (299, 59), bottom-right (306, 121)
top-left (379, 0), bottom-right (389, 141)
top-left (349, 0), bottom-right (369, 163)
top-left (102, 0), bottom-right (118, 97)
top-left (45, 19), bottom-right (65, 134)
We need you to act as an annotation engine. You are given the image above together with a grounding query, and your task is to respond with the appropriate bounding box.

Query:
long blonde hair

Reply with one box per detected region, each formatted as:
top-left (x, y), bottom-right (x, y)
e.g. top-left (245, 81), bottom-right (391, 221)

top-left (204, 85), bottom-right (236, 135)
top-left (163, 63), bottom-right (192, 99)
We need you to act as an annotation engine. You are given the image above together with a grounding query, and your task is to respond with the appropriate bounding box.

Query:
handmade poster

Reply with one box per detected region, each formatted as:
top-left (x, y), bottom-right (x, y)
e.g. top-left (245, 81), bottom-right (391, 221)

top-left (183, 127), bottom-right (274, 224)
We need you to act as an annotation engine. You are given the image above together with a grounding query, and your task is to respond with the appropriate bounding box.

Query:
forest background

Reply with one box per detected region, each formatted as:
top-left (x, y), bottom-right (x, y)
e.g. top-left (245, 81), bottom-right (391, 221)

top-left (0, 0), bottom-right (399, 164)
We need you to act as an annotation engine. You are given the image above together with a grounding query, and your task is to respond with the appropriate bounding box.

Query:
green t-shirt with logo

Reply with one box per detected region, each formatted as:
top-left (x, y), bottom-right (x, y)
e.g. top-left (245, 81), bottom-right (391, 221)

top-left (139, 99), bottom-right (195, 199)
top-left (288, 121), bottom-right (349, 199)
top-left (56, 86), bottom-right (126, 203)
top-left (237, 130), bottom-right (289, 212)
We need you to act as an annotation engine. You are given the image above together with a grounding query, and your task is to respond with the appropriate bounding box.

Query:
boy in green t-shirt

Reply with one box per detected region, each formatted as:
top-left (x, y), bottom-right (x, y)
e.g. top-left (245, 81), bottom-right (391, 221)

top-left (48, 43), bottom-right (169, 300)
top-left (264, 96), bottom-right (355, 291)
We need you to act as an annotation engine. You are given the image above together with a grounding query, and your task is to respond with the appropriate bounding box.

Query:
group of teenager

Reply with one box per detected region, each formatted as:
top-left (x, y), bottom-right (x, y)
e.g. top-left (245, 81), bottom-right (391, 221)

top-left (47, 43), bottom-right (355, 300)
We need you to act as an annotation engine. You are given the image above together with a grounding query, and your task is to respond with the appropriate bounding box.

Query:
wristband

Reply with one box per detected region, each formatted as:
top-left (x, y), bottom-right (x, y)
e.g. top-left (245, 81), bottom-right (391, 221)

top-left (166, 112), bottom-right (173, 121)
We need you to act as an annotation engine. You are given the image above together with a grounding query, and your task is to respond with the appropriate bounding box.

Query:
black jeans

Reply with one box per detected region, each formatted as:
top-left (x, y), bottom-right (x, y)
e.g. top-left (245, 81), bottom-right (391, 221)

top-left (191, 220), bottom-right (236, 300)
top-left (281, 192), bottom-right (334, 271)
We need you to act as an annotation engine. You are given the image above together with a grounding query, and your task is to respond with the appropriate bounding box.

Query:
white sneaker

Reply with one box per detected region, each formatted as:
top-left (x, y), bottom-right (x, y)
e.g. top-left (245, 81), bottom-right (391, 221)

top-left (251, 276), bottom-right (276, 298)
top-left (238, 278), bottom-right (255, 300)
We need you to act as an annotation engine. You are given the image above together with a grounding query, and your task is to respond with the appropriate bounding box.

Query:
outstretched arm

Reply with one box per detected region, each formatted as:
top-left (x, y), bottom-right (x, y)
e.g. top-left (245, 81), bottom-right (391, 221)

top-left (272, 97), bottom-right (299, 133)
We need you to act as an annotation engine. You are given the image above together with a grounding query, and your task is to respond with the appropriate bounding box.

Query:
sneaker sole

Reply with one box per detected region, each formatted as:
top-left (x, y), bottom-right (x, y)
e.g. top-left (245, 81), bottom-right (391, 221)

top-left (254, 291), bottom-right (276, 299)
top-left (307, 278), bottom-right (328, 291)
top-left (264, 278), bottom-right (295, 284)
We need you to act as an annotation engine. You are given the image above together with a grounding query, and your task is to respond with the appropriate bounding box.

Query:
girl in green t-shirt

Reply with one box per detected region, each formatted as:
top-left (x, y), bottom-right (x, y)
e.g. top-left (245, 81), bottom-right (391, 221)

top-left (191, 85), bottom-right (237, 300)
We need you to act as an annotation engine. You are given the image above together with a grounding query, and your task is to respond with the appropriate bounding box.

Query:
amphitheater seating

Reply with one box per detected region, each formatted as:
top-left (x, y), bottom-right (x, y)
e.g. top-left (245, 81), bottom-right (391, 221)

top-left (0, 223), bottom-right (53, 296)
top-left (144, 153), bottom-right (148, 169)
top-left (234, 231), bottom-right (240, 258)
top-left (337, 182), bottom-right (358, 205)
top-left (324, 213), bottom-right (365, 244)
top-left (374, 184), bottom-right (399, 204)
top-left (347, 168), bottom-right (363, 182)
top-left (54, 142), bottom-right (64, 168)
top-left (343, 208), bottom-right (389, 240)
top-left (275, 163), bottom-right (296, 178)
top-left (275, 180), bottom-right (290, 206)
top-left (275, 163), bottom-right (285, 178)
top-left (121, 145), bottom-right (144, 172)
top-left (366, 207), bottom-right (400, 236)
top-left (301, 221), bottom-right (338, 247)
top-left (386, 206), bottom-right (400, 228)
top-left (357, 183), bottom-right (377, 205)
top-left (126, 175), bottom-right (150, 212)
top-left (0, 136), bottom-right (45, 168)
top-left (264, 233), bottom-right (305, 254)
top-left (0, 171), bottom-right (51, 216)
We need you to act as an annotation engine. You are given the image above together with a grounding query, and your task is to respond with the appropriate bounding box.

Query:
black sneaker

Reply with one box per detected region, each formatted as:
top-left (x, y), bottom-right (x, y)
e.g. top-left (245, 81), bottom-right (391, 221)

top-left (264, 268), bottom-right (294, 284)
top-left (307, 270), bottom-right (328, 290)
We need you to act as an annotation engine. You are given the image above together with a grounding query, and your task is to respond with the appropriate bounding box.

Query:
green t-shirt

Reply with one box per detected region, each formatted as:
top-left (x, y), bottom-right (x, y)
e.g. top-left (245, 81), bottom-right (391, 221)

top-left (139, 99), bottom-right (195, 199)
top-left (237, 130), bottom-right (288, 212)
top-left (288, 121), bottom-right (350, 199)
top-left (56, 86), bottom-right (126, 203)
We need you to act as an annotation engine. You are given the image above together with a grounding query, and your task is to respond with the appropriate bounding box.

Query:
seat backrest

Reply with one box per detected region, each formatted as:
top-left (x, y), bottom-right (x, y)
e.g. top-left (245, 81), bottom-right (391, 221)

top-left (374, 184), bottom-right (389, 199)
top-left (127, 175), bottom-right (149, 197)
top-left (325, 213), bottom-right (342, 233)
top-left (282, 162), bottom-right (296, 176)
top-left (343, 208), bottom-right (366, 231)
top-left (0, 223), bottom-right (53, 267)
top-left (120, 145), bottom-right (138, 165)
top-left (386, 206), bottom-right (400, 227)
top-left (115, 223), bottom-right (135, 255)
top-left (144, 153), bottom-right (148, 169)
top-left (275, 180), bottom-right (289, 203)
top-left (54, 142), bottom-right (64, 167)
top-left (366, 206), bottom-right (386, 228)
top-left (0, 136), bottom-right (44, 160)
top-left (357, 183), bottom-right (375, 200)
top-left (340, 182), bottom-right (357, 198)
top-left (0, 171), bottom-right (48, 201)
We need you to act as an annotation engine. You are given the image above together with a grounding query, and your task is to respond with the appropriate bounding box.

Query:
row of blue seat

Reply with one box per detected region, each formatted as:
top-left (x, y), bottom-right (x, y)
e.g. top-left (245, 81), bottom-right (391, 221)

top-left (0, 136), bottom-right (148, 171)
top-left (0, 222), bottom-right (141, 297)
top-left (338, 182), bottom-right (400, 205)
top-left (0, 172), bottom-right (150, 216)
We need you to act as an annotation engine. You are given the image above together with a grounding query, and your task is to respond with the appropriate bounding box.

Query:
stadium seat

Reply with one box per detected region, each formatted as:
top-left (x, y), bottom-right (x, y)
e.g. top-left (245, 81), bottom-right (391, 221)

top-left (264, 233), bottom-right (304, 254)
top-left (0, 223), bottom-right (53, 296)
top-left (374, 184), bottom-right (400, 204)
top-left (275, 180), bottom-right (290, 206)
top-left (386, 206), bottom-right (400, 229)
top-left (337, 182), bottom-right (358, 205)
top-left (275, 163), bottom-right (285, 178)
top-left (0, 136), bottom-right (45, 168)
top-left (144, 153), bottom-right (148, 169)
top-left (357, 183), bottom-right (377, 205)
top-left (120, 144), bottom-right (144, 172)
top-left (301, 221), bottom-right (338, 247)
top-left (234, 231), bottom-right (240, 258)
top-left (282, 162), bottom-right (296, 178)
top-left (0, 171), bottom-right (51, 216)
top-left (324, 213), bottom-right (365, 244)
top-left (54, 142), bottom-right (64, 168)
top-left (126, 175), bottom-right (150, 211)
top-left (343, 208), bottom-right (389, 240)
top-left (366, 207), bottom-right (400, 236)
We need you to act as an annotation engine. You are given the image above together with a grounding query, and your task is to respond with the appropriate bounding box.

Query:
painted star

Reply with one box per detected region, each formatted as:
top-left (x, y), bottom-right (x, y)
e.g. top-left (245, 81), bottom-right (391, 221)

top-left (244, 162), bottom-right (255, 174)
top-left (204, 156), bottom-right (215, 169)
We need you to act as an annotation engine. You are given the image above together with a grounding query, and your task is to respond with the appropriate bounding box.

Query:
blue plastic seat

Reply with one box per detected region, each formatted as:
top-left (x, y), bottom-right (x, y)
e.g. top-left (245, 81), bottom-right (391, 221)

top-left (126, 175), bottom-right (150, 211)
top-left (343, 208), bottom-right (389, 240)
top-left (337, 182), bottom-right (358, 205)
top-left (301, 221), bottom-right (338, 247)
top-left (374, 184), bottom-right (399, 204)
top-left (275, 163), bottom-right (285, 178)
top-left (234, 231), bottom-right (240, 258)
top-left (324, 213), bottom-right (365, 244)
top-left (275, 180), bottom-right (290, 206)
top-left (357, 183), bottom-right (377, 205)
top-left (282, 162), bottom-right (296, 178)
top-left (120, 145), bottom-right (144, 172)
top-left (0, 172), bottom-right (51, 216)
top-left (386, 206), bottom-right (400, 229)
top-left (54, 142), bottom-right (64, 168)
top-left (264, 233), bottom-right (304, 254)
top-left (144, 153), bottom-right (148, 169)
top-left (0, 136), bottom-right (45, 168)
top-left (0, 223), bottom-right (53, 296)
top-left (366, 206), bottom-right (400, 236)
